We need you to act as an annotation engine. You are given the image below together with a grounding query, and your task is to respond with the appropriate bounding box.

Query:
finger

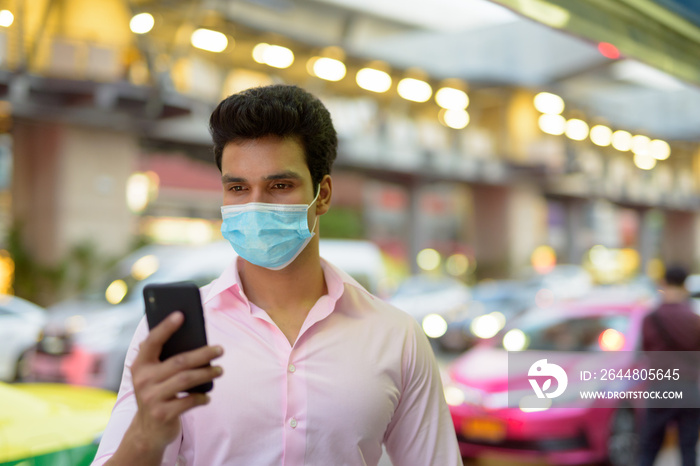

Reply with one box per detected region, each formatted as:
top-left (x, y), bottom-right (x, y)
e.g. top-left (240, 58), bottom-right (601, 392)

top-left (147, 345), bottom-right (224, 384)
top-left (143, 393), bottom-right (211, 426)
top-left (164, 393), bottom-right (211, 419)
top-left (139, 312), bottom-right (184, 361)
top-left (157, 365), bottom-right (224, 399)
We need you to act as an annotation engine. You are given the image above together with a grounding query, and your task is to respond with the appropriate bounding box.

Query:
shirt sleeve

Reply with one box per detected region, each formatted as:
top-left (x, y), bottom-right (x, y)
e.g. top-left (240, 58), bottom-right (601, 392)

top-left (383, 318), bottom-right (463, 466)
top-left (92, 317), bottom-right (183, 466)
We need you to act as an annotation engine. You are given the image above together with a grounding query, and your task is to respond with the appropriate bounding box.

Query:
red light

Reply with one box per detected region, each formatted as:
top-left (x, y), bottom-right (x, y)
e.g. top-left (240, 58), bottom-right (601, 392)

top-left (598, 42), bottom-right (620, 59)
top-left (598, 328), bottom-right (625, 351)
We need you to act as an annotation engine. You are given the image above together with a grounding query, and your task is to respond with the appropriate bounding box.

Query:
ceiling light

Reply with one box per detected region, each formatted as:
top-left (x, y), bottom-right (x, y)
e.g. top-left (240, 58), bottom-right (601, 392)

top-left (397, 78), bottom-right (432, 103)
top-left (611, 130), bottom-right (632, 151)
top-left (538, 114), bottom-right (565, 135)
top-left (130, 13), bottom-right (154, 34)
top-left (634, 153), bottom-right (657, 170)
top-left (252, 43), bottom-right (294, 69)
top-left (565, 119), bottom-right (589, 141)
top-left (191, 28), bottom-right (228, 53)
top-left (650, 139), bottom-right (671, 160)
top-left (435, 87), bottom-right (469, 110)
top-left (631, 135), bottom-right (650, 155)
top-left (308, 57), bottom-right (346, 82)
top-left (356, 68), bottom-right (392, 93)
top-left (439, 109), bottom-right (470, 129)
top-left (533, 92), bottom-right (564, 114)
top-left (0, 10), bottom-right (14, 28)
top-left (590, 125), bottom-right (612, 146)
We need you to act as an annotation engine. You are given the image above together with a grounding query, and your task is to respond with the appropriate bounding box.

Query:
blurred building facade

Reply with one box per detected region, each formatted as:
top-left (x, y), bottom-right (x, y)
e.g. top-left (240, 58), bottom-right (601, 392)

top-left (3, 0), bottom-right (700, 302)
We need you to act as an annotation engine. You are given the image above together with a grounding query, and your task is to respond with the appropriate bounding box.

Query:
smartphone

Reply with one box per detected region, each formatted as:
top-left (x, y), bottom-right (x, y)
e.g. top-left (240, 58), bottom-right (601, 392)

top-left (143, 281), bottom-right (213, 393)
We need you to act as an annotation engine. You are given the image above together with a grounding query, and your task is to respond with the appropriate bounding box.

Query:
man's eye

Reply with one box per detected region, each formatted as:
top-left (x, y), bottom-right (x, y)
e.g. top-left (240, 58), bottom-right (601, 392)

top-left (273, 183), bottom-right (290, 189)
top-left (229, 185), bottom-right (244, 192)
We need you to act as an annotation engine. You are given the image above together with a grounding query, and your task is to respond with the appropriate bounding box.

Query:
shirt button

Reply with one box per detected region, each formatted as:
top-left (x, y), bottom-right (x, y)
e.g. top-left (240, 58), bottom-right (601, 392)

top-left (290, 418), bottom-right (298, 428)
top-left (288, 364), bottom-right (296, 373)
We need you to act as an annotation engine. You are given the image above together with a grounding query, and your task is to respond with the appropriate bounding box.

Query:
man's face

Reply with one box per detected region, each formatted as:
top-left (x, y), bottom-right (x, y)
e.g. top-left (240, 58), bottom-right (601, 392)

top-left (221, 136), bottom-right (314, 206)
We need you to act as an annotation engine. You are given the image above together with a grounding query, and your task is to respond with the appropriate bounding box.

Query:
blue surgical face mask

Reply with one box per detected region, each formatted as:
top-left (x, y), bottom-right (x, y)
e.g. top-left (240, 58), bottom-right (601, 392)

top-left (220, 188), bottom-right (320, 270)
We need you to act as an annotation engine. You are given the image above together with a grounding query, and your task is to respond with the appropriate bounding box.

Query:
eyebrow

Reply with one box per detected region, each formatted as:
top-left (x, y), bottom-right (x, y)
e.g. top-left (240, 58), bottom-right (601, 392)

top-left (221, 171), bottom-right (303, 184)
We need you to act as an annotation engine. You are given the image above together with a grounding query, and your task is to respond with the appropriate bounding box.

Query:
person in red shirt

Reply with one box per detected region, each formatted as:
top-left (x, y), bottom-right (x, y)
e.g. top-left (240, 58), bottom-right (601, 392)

top-left (639, 265), bottom-right (700, 466)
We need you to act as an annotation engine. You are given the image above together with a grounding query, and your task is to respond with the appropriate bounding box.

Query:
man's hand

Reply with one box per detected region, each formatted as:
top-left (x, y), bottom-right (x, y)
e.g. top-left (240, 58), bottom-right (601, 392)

top-left (107, 311), bottom-right (223, 465)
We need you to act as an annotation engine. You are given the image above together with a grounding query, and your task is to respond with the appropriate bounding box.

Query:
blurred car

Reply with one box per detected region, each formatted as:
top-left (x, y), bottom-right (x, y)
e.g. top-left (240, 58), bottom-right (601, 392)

top-left (438, 279), bottom-right (533, 352)
top-left (444, 294), bottom-right (654, 466)
top-left (0, 381), bottom-right (116, 465)
top-left (439, 265), bottom-right (595, 352)
top-left (0, 294), bottom-right (47, 382)
top-left (388, 274), bottom-right (471, 341)
top-left (26, 239), bottom-right (388, 391)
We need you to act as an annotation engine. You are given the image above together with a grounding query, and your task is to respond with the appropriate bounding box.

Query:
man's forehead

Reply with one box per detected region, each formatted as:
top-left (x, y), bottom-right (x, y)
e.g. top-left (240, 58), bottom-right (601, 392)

top-left (221, 170), bottom-right (304, 182)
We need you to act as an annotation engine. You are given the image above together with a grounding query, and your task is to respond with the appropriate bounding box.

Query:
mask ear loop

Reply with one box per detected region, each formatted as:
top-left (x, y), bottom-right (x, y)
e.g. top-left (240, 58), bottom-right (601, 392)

top-left (306, 184), bottom-right (322, 234)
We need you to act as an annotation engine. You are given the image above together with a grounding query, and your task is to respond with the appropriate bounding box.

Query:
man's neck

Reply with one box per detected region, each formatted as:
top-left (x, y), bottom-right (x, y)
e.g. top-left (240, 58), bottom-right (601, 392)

top-left (662, 286), bottom-right (688, 304)
top-left (237, 241), bottom-right (327, 321)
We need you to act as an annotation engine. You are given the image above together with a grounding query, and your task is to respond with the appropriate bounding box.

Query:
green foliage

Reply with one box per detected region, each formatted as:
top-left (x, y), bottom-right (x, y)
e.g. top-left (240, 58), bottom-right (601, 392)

top-left (6, 223), bottom-right (118, 306)
top-left (319, 206), bottom-right (364, 239)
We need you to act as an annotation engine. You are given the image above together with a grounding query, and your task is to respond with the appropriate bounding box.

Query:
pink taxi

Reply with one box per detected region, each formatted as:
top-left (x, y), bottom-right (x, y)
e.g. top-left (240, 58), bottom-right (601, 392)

top-left (444, 297), bottom-right (655, 466)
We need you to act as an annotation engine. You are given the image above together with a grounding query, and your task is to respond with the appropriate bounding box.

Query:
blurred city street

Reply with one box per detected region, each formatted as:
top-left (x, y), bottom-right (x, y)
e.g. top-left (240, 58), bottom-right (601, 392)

top-left (2, 0), bottom-right (700, 464)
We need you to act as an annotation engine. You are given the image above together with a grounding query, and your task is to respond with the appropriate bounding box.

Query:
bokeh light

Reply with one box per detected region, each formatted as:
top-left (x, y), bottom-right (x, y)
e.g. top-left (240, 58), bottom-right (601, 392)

top-left (105, 280), bottom-right (128, 305)
top-left (435, 87), bottom-right (469, 110)
top-left (611, 130), bottom-right (632, 151)
top-left (308, 57), bottom-right (346, 81)
top-left (446, 253), bottom-right (470, 276)
top-left (191, 28), bottom-right (229, 53)
top-left (598, 328), bottom-right (625, 351)
top-left (533, 92), bottom-right (564, 114)
top-left (131, 255), bottom-right (159, 280)
top-left (503, 329), bottom-right (528, 351)
top-left (417, 248), bottom-right (441, 271)
top-left (422, 314), bottom-right (448, 338)
top-left (397, 78), bottom-right (432, 103)
top-left (356, 68), bottom-right (392, 93)
top-left (538, 114), bottom-right (566, 135)
top-left (0, 10), bottom-right (14, 28)
top-left (649, 139), bottom-right (671, 160)
top-left (531, 245), bottom-right (556, 273)
top-left (439, 109), bottom-right (470, 129)
top-left (129, 13), bottom-right (154, 34)
top-left (590, 125), bottom-right (613, 146)
top-left (565, 119), bottom-right (589, 141)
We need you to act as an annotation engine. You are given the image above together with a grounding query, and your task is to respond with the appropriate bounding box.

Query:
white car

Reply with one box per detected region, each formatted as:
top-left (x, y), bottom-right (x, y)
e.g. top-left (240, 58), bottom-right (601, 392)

top-left (0, 295), bottom-right (47, 382)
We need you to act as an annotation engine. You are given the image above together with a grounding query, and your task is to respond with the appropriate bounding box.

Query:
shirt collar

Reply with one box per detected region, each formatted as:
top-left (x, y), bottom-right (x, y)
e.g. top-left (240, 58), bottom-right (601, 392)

top-left (203, 256), bottom-right (374, 307)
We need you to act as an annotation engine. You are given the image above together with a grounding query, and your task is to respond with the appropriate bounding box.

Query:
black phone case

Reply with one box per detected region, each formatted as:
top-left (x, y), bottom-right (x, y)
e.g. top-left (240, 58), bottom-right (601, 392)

top-left (143, 281), bottom-right (213, 393)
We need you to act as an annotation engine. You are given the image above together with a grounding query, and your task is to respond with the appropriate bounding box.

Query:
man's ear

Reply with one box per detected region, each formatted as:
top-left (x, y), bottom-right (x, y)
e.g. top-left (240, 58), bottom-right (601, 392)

top-left (316, 175), bottom-right (332, 215)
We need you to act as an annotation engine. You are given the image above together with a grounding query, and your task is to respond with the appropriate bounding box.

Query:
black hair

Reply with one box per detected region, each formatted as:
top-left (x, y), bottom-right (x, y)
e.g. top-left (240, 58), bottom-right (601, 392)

top-left (209, 84), bottom-right (338, 191)
top-left (664, 265), bottom-right (688, 287)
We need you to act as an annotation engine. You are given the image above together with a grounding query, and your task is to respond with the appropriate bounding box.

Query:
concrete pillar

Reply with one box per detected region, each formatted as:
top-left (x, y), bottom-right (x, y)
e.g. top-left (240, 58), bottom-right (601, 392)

top-left (12, 119), bottom-right (138, 266)
top-left (472, 185), bottom-right (510, 278)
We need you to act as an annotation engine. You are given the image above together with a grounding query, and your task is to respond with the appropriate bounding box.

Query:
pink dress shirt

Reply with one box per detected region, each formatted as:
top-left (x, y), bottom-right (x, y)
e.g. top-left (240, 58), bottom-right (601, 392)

top-left (93, 258), bottom-right (462, 466)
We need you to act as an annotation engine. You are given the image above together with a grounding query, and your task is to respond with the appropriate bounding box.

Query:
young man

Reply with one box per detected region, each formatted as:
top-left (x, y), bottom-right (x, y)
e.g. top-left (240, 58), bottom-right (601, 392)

top-left (93, 85), bottom-right (462, 465)
top-left (639, 265), bottom-right (700, 466)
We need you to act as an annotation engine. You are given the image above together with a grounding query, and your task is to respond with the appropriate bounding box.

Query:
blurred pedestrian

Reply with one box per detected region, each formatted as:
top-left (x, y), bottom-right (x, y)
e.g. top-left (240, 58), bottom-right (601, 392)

top-left (93, 85), bottom-right (462, 466)
top-left (639, 265), bottom-right (700, 466)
